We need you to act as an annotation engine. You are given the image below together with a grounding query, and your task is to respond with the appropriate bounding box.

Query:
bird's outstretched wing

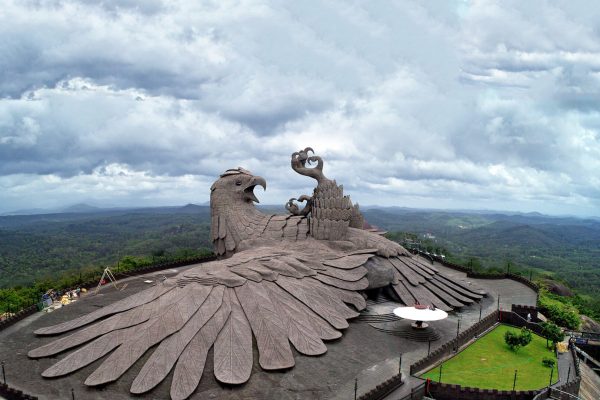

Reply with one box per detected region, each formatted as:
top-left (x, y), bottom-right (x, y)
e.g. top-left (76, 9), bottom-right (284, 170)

top-left (30, 241), bottom-right (483, 399)
top-left (369, 254), bottom-right (485, 311)
top-left (29, 246), bottom-right (371, 400)
top-left (346, 227), bottom-right (486, 311)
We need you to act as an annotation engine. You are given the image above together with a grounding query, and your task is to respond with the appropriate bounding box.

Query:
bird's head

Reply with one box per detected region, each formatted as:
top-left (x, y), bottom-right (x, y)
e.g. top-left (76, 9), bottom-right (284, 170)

top-left (210, 168), bottom-right (267, 208)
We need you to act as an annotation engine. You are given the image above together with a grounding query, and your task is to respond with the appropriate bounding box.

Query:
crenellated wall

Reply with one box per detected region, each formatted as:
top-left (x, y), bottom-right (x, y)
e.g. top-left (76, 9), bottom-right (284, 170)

top-left (0, 383), bottom-right (38, 400)
top-left (408, 309), bottom-right (581, 400)
top-left (411, 250), bottom-right (540, 294)
top-left (426, 381), bottom-right (538, 400)
top-left (511, 304), bottom-right (539, 322)
top-left (356, 374), bottom-right (403, 400)
top-left (0, 305), bottom-right (37, 331)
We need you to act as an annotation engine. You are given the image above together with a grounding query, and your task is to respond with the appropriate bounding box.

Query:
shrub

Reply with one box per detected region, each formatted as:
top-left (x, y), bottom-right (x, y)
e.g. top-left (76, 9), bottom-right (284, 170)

top-left (538, 291), bottom-right (580, 330)
top-left (519, 327), bottom-right (533, 347)
top-left (542, 357), bottom-right (556, 368)
top-left (505, 327), bottom-right (533, 351)
top-left (541, 321), bottom-right (564, 348)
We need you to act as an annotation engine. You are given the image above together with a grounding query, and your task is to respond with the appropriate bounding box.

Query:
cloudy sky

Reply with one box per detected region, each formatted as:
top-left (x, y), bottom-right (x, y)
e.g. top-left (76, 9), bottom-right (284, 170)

top-left (1, 0), bottom-right (599, 217)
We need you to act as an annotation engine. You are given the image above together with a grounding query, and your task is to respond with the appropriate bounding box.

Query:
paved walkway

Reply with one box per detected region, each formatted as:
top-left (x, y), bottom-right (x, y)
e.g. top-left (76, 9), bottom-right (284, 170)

top-left (556, 347), bottom-right (575, 387)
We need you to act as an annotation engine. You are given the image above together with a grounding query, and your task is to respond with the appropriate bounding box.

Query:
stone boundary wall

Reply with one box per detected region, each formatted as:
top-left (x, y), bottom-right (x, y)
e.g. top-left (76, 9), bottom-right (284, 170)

top-left (410, 310), bottom-right (500, 375)
top-left (426, 380), bottom-right (538, 400)
top-left (431, 258), bottom-right (471, 273)
top-left (499, 310), bottom-right (546, 336)
top-left (467, 271), bottom-right (539, 294)
top-left (0, 383), bottom-right (38, 400)
top-left (0, 254), bottom-right (217, 333)
top-left (512, 304), bottom-right (539, 322)
top-left (412, 251), bottom-right (540, 293)
top-left (0, 305), bottom-right (38, 331)
top-left (397, 382), bottom-right (426, 400)
top-left (357, 374), bottom-right (403, 400)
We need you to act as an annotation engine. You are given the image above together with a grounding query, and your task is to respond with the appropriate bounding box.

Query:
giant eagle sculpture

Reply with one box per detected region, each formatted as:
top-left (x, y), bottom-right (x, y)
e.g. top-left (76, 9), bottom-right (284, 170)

top-left (29, 148), bottom-right (485, 399)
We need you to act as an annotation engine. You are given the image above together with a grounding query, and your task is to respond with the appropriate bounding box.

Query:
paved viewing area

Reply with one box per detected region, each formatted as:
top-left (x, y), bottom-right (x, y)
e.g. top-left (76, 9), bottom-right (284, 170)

top-left (0, 259), bottom-right (541, 400)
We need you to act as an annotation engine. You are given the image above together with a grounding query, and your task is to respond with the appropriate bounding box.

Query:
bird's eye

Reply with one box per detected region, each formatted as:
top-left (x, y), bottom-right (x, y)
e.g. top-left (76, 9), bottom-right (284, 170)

top-left (235, 180), bottom-right (242, 186)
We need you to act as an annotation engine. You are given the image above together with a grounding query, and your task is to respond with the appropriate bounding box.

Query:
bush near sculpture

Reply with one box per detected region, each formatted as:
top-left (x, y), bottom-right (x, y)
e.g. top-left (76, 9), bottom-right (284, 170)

top-left (537, 290), bottom-right (580, 330)
top-left (540, 321), bottom-right (563, 349)
top-left (542, 357), bottom-right (555, 369)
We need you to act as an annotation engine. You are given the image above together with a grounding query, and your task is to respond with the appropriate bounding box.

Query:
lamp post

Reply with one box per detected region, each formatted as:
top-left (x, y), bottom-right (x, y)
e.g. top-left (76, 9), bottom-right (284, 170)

top-left (397, 353), bottom-right (403, 377)
top-left (438, 363), bottom-right (443, 383)
top-left (512, 370), bottom-right (517, 391)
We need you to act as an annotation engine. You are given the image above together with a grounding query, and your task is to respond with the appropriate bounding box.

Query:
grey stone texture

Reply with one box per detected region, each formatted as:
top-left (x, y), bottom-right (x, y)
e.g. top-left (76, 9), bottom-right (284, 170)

top-left (17, 148), bottom-right (495, 399)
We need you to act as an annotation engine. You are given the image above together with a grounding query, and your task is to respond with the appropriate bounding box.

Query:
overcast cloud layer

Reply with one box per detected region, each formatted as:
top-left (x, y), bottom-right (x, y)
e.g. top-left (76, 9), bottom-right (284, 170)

top-left (1, 0), bottom-right (599, 217)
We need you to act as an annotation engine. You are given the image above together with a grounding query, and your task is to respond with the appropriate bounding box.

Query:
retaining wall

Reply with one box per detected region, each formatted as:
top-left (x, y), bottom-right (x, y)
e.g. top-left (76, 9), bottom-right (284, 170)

top-left (499, 310), bottom-right (545, 336)
top-left (0, 305), bottom-right (37, 331)
top-left (357, 374), bottom-right (403, 400)
top-left (420, 252), bottom-right (540, 293)
top-left (426, 381), bottom-right (538, 400)
top-left (511, 304), bottom-right (539, 322)
top-left (397, 382), bottom-right (426, 400)
top-left (0, 383), bottom-right (38, 400)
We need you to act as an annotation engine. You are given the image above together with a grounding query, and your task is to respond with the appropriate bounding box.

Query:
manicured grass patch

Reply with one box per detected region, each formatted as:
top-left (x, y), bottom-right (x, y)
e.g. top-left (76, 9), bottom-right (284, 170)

top-left (421, 324), bottom-right (558, 390)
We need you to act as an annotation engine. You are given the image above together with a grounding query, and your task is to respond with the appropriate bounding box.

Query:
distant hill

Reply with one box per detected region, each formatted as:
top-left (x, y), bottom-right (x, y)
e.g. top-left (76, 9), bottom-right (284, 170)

top-left (361, 208), bottom-right (600, 295)
top-left (0, 204), bottom-right (598, 298)
top-left (61, 203), bottom-right (102, 213)
top-left (0, 204), bottom-right (213, 287)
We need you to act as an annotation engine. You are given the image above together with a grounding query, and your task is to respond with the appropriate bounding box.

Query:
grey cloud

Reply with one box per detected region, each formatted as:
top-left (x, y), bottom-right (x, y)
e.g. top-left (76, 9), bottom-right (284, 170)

top-left (0, 0), bottom-right (599, 216)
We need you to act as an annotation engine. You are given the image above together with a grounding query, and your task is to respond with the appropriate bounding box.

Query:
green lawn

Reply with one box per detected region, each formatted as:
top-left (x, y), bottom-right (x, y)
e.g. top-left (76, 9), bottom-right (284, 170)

top-left (421, 324), bottom-right (559, 390)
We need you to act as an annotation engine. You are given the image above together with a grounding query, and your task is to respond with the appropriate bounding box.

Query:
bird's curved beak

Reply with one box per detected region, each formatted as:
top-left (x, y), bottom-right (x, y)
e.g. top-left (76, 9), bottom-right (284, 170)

top-left (243, 176), bottom-right (267, 203)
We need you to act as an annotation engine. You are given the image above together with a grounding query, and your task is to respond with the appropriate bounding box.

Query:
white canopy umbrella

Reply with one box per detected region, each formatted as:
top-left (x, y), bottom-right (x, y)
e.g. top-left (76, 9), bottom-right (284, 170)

top-left (393, 304), bottom-right (448, 329)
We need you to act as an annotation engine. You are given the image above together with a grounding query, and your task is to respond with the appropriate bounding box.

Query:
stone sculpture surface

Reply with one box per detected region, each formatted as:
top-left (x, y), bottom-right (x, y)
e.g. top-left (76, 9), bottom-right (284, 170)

top-left (29, 148), bottom-right (485, 399)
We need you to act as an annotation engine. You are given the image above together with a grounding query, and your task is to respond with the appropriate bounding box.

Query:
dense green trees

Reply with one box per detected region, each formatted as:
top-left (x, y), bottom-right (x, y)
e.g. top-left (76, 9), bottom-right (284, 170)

top-left (540, 321), bottom-right (564, 349)
top-left (538, 290), bottom-right (580, 330)
top-left (1, 206), bottom-right (599, 324)
top-left (0, 210), bottom-right (213, 288)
